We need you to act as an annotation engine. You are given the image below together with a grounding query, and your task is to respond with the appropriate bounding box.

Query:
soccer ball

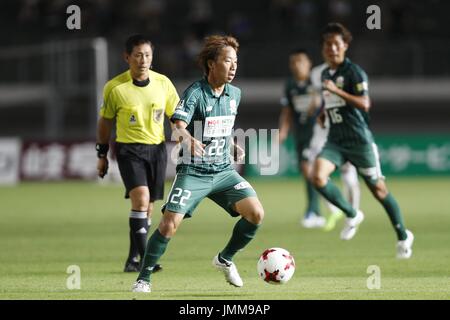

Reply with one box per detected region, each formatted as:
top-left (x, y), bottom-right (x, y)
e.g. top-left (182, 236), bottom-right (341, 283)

top-left (257, 247), bottom-right (295, 285)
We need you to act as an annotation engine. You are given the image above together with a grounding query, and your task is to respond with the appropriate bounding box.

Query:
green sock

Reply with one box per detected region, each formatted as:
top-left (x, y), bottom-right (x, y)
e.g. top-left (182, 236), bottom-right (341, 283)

top-left (220, 218), bottom-right (260, 261)
top-left (380, 193), bottom-right (407, 240)
top-left (316, 181), bottom-right (357, 218)
top-left (137, 229), bottom-right (170, 282)
top-left (306, 179), bottom-right (321, 215)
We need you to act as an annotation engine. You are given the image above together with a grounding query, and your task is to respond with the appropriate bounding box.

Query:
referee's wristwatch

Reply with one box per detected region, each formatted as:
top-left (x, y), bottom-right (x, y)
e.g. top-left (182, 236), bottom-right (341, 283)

top-left (96, 143), bottom-right (109, 159)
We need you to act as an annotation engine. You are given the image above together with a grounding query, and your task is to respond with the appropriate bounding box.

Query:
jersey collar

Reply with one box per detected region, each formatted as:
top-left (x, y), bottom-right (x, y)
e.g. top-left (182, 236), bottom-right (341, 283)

top-left (129, 70), bottom-right (151, 87)
top-left (202, 77), bottom-right (230, 98)
top-left (327, 58), bottom-right (351, 78)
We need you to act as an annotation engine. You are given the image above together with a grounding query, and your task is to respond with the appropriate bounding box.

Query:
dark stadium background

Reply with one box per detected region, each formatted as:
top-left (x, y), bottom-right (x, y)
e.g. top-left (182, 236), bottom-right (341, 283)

top-left (0, 0), bottom-right (449, 180)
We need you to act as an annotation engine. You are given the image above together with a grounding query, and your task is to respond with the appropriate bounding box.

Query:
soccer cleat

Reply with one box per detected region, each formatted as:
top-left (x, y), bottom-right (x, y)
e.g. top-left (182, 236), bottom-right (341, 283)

top-left (132, 280), bottom-right (151, 293)
top-left (301, 213), bottom-right (326, 229)
top-left (124, 261), bottom-right (140, 272)
top-left (212, 254), bottom-right (243, 287)
top-left (153, 264), bottom-right (163, 273)
top-left (397, 229), bottom-right (414, 259)
top-left (340, 210), bottom-right (364, 240)
top-left (124, 261), bottom-right (162, 273)
top-left (323, 211), bottom-right (344, 232)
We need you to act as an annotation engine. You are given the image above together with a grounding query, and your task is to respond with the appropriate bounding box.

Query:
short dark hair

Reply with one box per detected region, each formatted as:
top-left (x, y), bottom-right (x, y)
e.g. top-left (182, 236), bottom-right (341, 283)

top-left (125, 34), bottom-right (154, 54)
top-left (321, 22), bottom-right (353, 44)
top-left (198, 35), bottom-right (239, 75)
top-left (289, 48), bottom-right (309, 57)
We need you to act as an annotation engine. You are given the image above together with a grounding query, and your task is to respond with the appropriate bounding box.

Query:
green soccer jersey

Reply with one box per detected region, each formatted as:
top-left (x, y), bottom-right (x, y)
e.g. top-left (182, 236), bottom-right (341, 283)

top-left (281, 78), bottom-right (317, 144)
top-left (171, 78), bottom-right (241, 174)
top-left (321, 58), bottom-right (373, 147)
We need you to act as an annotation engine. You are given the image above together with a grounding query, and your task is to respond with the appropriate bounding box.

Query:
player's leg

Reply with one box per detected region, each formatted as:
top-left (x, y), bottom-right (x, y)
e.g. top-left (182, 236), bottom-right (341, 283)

top-left (300, 160), bottom-right (325, 228)
top-left (312, 157), bottom-right (358, 219)
top-left (306, 128), bottom-right (342, 230)
top-left (134, 210), bottom-right (184, 288)
top-left (116, 143), bottom-right (151, 272)
top-left (208, 171), bottom-right (262, 287)
top-left (358, 143), bottom-right (413, 258)
top-left (144, 142), bottom-right (168, 272)
top-left (340, 162), bottom-right (360, 210)
top-left (125, 186), bottom-right (150, 271)
top-left (362, 177), bottom-right (414, 258)
top-left (312, 153), bottom-right (364, 240)
top-left (133, 173), bottom-right (211, 291)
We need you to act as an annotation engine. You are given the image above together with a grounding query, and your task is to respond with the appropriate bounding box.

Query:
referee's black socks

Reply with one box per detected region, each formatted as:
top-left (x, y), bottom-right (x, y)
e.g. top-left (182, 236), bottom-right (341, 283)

top-left (128, 210), bottom-right (149, 263)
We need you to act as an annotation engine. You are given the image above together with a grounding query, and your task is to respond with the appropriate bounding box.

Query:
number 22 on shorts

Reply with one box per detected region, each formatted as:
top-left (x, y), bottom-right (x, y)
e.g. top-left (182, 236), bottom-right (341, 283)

top-left (170, 188), bottom-right (192, 206)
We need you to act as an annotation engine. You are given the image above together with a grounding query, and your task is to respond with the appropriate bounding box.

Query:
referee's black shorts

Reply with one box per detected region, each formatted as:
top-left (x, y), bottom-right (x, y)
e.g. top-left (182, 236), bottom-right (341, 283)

top-left (115, 142), bottom-right (167, 201)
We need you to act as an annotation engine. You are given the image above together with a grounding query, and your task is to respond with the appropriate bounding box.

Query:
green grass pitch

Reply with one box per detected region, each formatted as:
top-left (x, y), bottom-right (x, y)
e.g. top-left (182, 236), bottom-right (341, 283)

top-left (0, 177), bottom-right (449, 300)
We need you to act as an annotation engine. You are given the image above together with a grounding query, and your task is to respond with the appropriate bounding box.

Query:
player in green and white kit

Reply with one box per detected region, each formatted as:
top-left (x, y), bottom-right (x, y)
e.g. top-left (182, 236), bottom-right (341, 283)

top-left (310, 61), bottom-right (360, 231)
top-left (278, 49), bottom-right (326, 228)
top-left (311, 23), bottom-right (414, 258)
top-left (132, 35), bottom-right (264, 292)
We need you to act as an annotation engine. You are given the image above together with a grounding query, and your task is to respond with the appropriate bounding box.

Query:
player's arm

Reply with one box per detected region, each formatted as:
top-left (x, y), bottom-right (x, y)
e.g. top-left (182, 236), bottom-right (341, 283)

top-left (229, 137), bottom-right (245, 162)
top-left (323, 79), bottom-right (371, 112)
top-left (96, 116), bottom-right (114, 178)
top-left (307, 91), bottom-right (322, 116)
top-left (171, 119), bottom-right (205, 157)
top-left (278, 106), bottom-right (293, 144)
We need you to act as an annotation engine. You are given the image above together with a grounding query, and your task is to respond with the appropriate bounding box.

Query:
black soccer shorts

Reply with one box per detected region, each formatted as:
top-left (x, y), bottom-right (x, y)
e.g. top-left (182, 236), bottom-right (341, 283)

top-left (115, 142), bottom-right (167, 201)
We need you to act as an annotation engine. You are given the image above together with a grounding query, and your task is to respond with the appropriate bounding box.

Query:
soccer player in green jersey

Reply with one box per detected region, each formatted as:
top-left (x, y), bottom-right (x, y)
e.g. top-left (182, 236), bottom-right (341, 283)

top-left (132, 35), bottom-right (264, 292)
top-left (278, 48), bottom-right (326, 228)
top-left (311, 23), bottom-right (414, 258)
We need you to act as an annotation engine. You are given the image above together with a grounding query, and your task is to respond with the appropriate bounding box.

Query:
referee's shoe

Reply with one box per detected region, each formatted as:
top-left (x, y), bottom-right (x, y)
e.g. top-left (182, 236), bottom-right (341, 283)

top-left (124, 261), bottom-right (163, 273)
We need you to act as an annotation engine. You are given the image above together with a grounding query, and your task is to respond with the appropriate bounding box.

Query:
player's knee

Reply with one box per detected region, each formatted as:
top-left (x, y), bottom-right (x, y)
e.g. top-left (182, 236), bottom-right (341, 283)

top-left (370, 181), bottom-right (388, 200)
top-left (374, 187), bottom-right (388, 200)
top-left (251, 206), bottom-right (264, 225)
top-left (131, 197), bottom-right (149, 211)
top-left (159, 217), bottom-right (179, 238)
top-left (312, 173), bottom-right (327, 188)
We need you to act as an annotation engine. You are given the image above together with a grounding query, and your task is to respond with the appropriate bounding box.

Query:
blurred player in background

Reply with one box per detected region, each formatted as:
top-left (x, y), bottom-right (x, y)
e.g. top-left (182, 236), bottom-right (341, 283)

top-left (132, 35), bottom-right (264, 293)
top-left (278, 49), bottom-right (326, 228)
top-left (312, 23), bottom-right (414, 258)
top-left (278, 48), bottom-right (360, 231)
top-left (96, 34), bottom-right (179, 272)
top-left (309, 60), bottom-right (361, 232)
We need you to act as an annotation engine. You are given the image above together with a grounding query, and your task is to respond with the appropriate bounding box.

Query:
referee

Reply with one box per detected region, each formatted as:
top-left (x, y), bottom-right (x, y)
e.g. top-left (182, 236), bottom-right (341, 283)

top-left (96, 34), bottom-right (180, 272)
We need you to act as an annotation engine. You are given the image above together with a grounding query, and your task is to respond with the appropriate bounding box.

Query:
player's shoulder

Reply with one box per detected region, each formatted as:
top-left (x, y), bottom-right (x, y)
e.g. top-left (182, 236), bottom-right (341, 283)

top-left (312, 63), bottom-right (328, 74)
top-left (104, 70), bottom-right (130, 95)
top-left (226, 82), bottom-right (241, 97)
top-left (182, 79), bottom-right (204, 99)
top-left (346, 59), bottom-right (368, 79)
top-left (284, 77), bottom-right (295, 88)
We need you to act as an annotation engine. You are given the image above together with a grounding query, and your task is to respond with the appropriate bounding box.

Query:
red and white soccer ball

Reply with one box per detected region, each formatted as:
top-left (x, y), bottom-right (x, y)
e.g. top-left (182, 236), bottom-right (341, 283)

top-left (257, 247), bottom-right (295, 285)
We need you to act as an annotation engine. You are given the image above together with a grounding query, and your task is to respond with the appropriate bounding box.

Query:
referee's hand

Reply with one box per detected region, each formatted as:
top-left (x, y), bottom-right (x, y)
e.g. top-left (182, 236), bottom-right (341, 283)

top-left (97, 158), bottom-right (109, 178)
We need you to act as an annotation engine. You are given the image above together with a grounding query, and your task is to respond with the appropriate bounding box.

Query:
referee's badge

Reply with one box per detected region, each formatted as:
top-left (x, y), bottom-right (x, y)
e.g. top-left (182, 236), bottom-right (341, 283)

top-left (230, 99), bottom-right (237, 114)
top-left (129, 114), bottom-right (137, 124)
top-left (153, 109), bottom-right (164, 122)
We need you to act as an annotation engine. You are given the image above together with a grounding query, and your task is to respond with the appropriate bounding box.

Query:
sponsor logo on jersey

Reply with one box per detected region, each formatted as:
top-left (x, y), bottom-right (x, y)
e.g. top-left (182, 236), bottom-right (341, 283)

top-left (206, 105), bottom-right (213, 112)
top-left (203, 115), bottom-right (235, 137)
